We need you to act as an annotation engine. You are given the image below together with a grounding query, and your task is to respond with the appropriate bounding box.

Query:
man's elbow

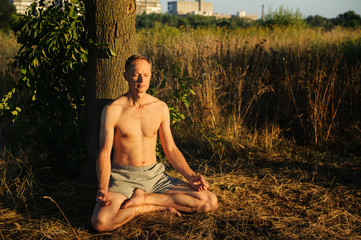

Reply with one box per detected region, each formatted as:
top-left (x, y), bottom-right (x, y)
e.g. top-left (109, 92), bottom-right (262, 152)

top-left (97, 149), bottom-right (111, 160)
top-left (164, 145), bottom-right (181, 158)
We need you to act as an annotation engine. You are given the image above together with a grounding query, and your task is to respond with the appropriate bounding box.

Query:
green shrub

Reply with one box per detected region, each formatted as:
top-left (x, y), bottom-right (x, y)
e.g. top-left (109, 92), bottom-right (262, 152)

top-left (340, 37), bottom-right (361, 65)
top-left (1, 1), bottom-right (195, 175)
top-left (1, 0), bottom-right (88, 176)
top-left (264, 6), bottom-right (306, 27)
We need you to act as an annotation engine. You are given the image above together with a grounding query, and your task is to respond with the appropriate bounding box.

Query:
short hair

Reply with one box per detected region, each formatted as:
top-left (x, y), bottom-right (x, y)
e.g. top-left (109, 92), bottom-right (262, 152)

top-left (124, 54), bottom-right (152, 73)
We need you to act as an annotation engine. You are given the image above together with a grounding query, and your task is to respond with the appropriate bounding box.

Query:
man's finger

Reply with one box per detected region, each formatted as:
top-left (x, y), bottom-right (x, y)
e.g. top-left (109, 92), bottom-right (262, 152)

top-left (200, 176), bottom-right (209, 186)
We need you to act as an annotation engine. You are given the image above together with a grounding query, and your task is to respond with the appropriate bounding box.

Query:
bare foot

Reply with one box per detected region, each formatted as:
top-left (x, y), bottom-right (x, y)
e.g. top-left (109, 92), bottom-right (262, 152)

top-left (121, 188), bottom-right (147, 209)
top-left (167, 207), bottom-right (182, 217)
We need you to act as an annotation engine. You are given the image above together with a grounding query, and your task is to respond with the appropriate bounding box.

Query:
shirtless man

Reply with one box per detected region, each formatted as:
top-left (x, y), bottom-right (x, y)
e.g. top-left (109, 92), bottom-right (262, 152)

top-left (91, 55), bottom-right (218, 232)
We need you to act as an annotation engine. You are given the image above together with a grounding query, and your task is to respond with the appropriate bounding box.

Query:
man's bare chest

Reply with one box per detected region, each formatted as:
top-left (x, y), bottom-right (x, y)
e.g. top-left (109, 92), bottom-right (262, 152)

top-left (115, 108), bottom-right (161, 138)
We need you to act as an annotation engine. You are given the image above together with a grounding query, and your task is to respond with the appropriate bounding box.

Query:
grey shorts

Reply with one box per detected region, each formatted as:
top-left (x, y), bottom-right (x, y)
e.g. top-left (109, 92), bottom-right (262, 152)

top-left (109, 162), bottom-right (183, 198)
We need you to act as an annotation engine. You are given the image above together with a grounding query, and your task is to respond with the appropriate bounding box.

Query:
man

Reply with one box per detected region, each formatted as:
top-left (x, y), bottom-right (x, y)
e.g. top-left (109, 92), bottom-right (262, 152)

top-left (91, 55), bottom-right (218, 232)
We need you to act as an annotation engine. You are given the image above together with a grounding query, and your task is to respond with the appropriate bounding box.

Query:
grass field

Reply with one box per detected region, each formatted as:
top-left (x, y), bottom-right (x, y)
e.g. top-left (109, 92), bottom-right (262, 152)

top-left (1, 146), bottom-right (361, 239)
top-left (1, 26), bottom-right (361, 239)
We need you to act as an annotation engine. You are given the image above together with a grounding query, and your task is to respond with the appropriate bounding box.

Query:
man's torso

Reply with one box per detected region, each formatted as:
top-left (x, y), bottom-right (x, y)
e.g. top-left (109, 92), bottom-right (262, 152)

top-left (110, 95), bottom-right (165, 166)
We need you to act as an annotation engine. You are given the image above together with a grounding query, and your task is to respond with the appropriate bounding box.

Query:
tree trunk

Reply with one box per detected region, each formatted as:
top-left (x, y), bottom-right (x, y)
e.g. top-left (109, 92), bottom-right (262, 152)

top-left (79, 0), bottom-right (137, 181)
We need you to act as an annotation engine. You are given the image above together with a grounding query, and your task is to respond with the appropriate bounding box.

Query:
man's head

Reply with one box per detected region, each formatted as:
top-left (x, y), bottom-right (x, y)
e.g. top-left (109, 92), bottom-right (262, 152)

top-left (124, 55), bottom-right (152, 74)
top-left (124, 55), bottom-right (152, 94)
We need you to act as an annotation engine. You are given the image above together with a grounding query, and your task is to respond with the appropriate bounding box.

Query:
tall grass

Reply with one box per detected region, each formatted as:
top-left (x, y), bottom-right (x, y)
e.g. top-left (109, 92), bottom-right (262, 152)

top-left (0, 31), bottom-right (19, 97)
top-left (1, 26), bottom-right (360, 157)
top-left (1, 27), bottom-right (361, 239)
top-left (137, 26), bottom-right (361, 158)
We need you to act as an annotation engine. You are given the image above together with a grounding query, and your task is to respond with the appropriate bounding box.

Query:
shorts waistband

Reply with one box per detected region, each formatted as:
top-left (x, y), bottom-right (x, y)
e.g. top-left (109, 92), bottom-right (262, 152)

top-left (111, 162), bottom-right (158, 171)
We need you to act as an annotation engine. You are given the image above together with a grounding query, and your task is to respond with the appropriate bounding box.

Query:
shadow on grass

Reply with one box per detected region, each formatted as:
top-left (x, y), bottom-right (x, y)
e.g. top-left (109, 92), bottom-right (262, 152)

top-left (244, 151), bottom-right (361, 190)
top-left (182, 141), bottom-right (361, 190)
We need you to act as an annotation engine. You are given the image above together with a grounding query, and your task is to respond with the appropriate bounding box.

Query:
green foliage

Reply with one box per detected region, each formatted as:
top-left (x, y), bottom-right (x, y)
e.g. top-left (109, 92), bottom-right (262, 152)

top-left (149, 63), bottom-right (198, 129)
top-left (306, 11), bottom-right (361, 30)
top-left (148, 63), bottom-right (199, 158)
top-left (264, 5), bottom-right (306, 27)
top-left (136, 10), bottom-right (361, 31)
top-left (333, 11), bottom-right (361, 28)
top-left (168, 64), bottom-right (199, 128)
top-left (1, 0), bottom-right (88, 176)
top-left (340, 37), bottom-right (361, 65)
top-left (136, 13), bottom-right (258, 30)
top-left (306, 15), bottom-right (331, 28)
top-left (0, 0), bottom-right (16, 33)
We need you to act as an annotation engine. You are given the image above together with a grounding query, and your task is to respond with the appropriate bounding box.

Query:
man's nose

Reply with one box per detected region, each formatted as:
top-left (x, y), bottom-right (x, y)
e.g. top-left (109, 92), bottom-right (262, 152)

top-left (137, 75), bottom-right (143, 82)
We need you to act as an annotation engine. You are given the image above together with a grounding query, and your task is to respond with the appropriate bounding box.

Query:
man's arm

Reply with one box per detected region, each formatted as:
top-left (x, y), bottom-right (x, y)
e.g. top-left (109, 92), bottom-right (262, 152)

top-left (158, 102), bottom-right (209, 191)
top-left (96, 105), bottom-right (116, 206)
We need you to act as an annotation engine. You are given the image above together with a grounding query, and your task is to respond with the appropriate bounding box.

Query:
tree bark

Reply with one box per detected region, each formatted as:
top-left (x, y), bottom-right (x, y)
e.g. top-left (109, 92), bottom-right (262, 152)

top-left (80, 0), bottom-right (137, 181)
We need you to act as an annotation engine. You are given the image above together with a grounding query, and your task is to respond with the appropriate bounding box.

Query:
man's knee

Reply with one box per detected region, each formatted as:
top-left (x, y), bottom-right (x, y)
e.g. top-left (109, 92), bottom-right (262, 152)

top-left (91, 214), bottom-right (114, 232)
top-left (198, 191), bottom-right (218, 212)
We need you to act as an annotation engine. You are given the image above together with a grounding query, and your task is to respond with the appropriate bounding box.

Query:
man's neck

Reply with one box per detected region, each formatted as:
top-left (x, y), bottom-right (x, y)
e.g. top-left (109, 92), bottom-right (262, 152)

top-left (126, 91), bottom-right (147, 108)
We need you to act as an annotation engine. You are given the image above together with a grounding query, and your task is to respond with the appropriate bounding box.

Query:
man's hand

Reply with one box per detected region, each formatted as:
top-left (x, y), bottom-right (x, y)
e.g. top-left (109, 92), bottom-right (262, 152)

top-left (188, 175), bottom-right (209, 191)
top-left (96, 189), bottom-right (112, 206)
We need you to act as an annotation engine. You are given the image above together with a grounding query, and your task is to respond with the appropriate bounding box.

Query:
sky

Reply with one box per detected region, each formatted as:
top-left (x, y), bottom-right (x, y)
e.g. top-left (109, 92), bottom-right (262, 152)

top-left (159, 0), bottom-right (361, 19)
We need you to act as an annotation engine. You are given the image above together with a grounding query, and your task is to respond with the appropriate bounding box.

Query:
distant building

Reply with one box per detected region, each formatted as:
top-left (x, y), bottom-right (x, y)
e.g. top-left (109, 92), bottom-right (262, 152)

top-left (136, 0), bottom-right (161, 15)
top-left (10, 0), bottom-right (34, 14)
top-left (237, 11), bottom-right (258, 20)
top-left (212, 13), bottom-right (231, 19)
top-left (213, 12), bottom-right (258, 20)
top-left (237, 11), bottom-right (246, 17)
top-left (168, 0), bottom-right (213, 16)
top-left (10, 0), bottom-right (63, 15)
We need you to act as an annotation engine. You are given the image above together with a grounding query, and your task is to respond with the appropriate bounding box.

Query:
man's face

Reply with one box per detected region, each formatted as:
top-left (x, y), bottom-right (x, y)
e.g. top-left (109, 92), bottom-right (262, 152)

top-left (125, 59), bottom-right (152, 94)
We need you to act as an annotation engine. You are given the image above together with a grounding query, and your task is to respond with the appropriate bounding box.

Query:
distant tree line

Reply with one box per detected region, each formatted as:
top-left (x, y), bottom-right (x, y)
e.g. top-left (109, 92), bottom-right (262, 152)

top-left (136, 13), bottom-right (258, 30)
top-left (306, 11), bottom-right (361, 28)
top-left (0, 0), bottom-right (16, 33)
top-left (136, 10), bottom-right (361, 30)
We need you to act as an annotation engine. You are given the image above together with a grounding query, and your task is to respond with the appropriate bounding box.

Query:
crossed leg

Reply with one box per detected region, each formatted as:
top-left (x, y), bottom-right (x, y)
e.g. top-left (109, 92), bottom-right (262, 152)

top-left (91, 182), bottom-right (218, 232)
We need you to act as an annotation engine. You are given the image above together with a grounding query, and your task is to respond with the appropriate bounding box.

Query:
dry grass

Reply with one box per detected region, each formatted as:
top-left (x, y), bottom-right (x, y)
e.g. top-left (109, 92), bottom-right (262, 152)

top-left (0, 31), bottom-right (19, 97)
top-left (1, 26), bottom-right (361, 239)
top-left (138, 26), bottom-right (361, 148)
top-left (1, 148), bottom-right (361, 239)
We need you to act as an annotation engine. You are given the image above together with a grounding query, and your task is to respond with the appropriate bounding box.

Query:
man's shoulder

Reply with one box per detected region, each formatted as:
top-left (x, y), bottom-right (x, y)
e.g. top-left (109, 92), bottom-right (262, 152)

top-left (101, 97), bottom-right (127, 117)
top-left (147, 96), bottom-right (169, 112)
top-left (147, 95), bottom-right (166, 105)
top-left (106, 97), bottom-right (127, 109)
